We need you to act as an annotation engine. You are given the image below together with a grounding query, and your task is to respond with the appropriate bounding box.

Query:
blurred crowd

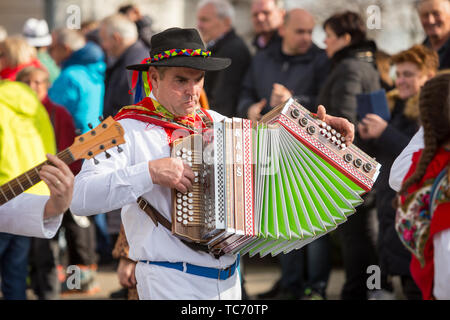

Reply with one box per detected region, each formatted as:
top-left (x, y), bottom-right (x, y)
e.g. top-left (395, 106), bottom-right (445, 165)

top-left (0, 0), bottom-right (449, 300)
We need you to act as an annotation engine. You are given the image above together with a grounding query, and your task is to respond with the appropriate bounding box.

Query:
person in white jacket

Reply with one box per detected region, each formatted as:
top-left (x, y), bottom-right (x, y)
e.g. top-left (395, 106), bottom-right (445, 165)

top-left (0, 154), bottom-right (74, 238)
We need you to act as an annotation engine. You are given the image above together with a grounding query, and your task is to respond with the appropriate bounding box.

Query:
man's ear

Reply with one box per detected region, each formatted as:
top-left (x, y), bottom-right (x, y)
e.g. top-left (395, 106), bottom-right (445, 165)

top-left (148, 67), bottom-right (159, 90)
top-left (343, 33), bottom-right (352, 46)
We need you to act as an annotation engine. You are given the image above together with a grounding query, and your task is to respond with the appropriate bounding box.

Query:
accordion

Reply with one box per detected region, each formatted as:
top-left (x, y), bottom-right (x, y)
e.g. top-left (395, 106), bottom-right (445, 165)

top-left (171, 99), bottom-right (380, 257)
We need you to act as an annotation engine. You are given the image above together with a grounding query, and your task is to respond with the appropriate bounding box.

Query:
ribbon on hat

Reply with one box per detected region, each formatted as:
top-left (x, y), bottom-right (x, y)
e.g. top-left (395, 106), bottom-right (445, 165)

top-left (151, 48), bottom-right (211, 63)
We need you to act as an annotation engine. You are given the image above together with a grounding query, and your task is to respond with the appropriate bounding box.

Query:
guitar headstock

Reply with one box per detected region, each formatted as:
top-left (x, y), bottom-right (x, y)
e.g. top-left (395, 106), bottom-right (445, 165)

top-left (69, 117), bottom-right (125, 162)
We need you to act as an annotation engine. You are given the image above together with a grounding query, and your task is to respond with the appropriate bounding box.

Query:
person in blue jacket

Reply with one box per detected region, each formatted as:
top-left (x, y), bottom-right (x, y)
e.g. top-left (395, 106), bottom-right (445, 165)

top-left (48, 28), bottom-right (106, 134)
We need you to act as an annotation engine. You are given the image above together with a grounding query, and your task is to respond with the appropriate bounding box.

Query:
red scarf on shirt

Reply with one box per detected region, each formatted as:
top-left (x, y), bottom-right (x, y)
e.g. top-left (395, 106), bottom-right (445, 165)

top-left (114, 97), bottom-right (213, 144)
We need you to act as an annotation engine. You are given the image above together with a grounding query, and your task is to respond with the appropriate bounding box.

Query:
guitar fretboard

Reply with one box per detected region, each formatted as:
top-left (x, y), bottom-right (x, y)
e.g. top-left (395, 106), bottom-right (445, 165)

top-left (0, 149), bottom-right (74, 205)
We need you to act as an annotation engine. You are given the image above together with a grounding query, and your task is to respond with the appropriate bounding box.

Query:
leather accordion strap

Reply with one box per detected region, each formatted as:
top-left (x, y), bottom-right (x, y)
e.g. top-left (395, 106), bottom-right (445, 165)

top-left (136, 196), bottom-right (220, 257)
top-left (137, 196), bottom-right (172, 230)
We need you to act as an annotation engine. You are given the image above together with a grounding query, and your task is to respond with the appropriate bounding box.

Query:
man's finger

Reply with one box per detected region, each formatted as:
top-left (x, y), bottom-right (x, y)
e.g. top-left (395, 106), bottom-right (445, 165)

top-left (316, 105), bottom-right (326, 121)
top-left (258, 98), bottom-right (267, 109)
top-left (46, 154), bottom-right (73, 177)
top-left (183, 163), bottom-right (195, 183)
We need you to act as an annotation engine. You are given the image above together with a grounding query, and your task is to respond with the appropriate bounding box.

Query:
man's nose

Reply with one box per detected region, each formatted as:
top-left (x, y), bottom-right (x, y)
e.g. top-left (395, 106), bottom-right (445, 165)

top-left (185, 83), bottom-right (196, 96)
top-left (426, 13), bottom-right (436, 24)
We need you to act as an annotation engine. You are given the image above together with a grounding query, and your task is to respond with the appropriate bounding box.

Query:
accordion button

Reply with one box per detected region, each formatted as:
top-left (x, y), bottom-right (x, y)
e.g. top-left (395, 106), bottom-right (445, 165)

top-left (187, 157), bottom-right (192, 162)
top-left (344, 153), bottom-right (353, 162)
top-left (336, 133), bottom-right (342, 139)
top-left (189, 211), bottom-right (194, 215)
top-left (183, 208), bottom-right (188, 213)
top-left (353, 158), bottom-right (363, 168)
top-left (183, 214), bottom-right (188, 219)
top-left (188, 205), bottom-right (194, 210)
top-left (326, 125), bottom-right (331, 131)
top-left (189, 217), bottom-right (194, 222)
top-left (194, 172), bottom-right (199, 177)
top-left (188, 192), bottom-right (193, 197)
top-left (319, 129), bottom-right (326, 135)
top-left (182, 154), bottom-right (187, 159)
top-left (188, 199), bottom-right (193, 204)
top-left (320, 121), bottom-right (327, 128)
top-left (177, 211), bottom-right (182, 216)
top-left (194, 178), bottom-right (199, 183)
top-left (177, 217), bottom-right (182, 222)
top-left (291, 108), bottom-right (300, 118)
top-left (340, 144), bottom-right (347, 151)
top-left (341, 136), bottom-right (346, 142)
top-left (177, 198), bottom-right (182, 204)
top-left (326, 132), bottom-right (332, 139)
top-left (183, 202), bottom-right (188, 207)
top-left (331, 129), bottom-right (337, 135)
top-left (183, 220), bottom-right (188, 225)
top-left (182, 148), bottom-right (187, 153)
top-left (176, 150), bottom-right (181, 156)
top-left (307, 126), bottom-right (316, 135)
top-left (330, 136), bottom-right (337, 142)
top-left (363, 163), bottom-right (373, 173)
top-left (299, 117), bottom-right (308, 127)
top-left (335, 139), bottom-right (341, 146)
top-left (176, 192), bottom-right (182, 198)
top-left (177, 204), bottom-right (182, 210)
top-left (182, 195), bottom-right (187, 200)
top-left (187, 151), bottom-right (192, 156)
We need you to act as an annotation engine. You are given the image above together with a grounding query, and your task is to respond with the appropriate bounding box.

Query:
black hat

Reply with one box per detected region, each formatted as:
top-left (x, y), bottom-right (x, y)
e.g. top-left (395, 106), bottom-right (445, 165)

top-left (126, 28), bottom-right (231, 71)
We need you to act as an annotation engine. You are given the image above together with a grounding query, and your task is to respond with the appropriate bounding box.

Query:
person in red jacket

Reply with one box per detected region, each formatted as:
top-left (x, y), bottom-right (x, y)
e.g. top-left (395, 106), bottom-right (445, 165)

top-left (16, 66), bottom-right (81, 175)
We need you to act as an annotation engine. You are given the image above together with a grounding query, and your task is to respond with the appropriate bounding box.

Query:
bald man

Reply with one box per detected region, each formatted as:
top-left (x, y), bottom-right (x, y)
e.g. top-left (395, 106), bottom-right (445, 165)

top-left (238, 8), bottom-right (329, 121)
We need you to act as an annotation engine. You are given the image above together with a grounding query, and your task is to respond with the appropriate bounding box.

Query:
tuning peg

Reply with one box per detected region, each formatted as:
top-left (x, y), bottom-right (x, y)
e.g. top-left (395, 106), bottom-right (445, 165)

top-left (88, 123), bottom-right (93, 129)
top-left (75, 128), bottom-right (82, 136)
top-left (99, 116), bottom-right (104, 122)
top-left (104, 151), bottom-right (111, 159)
top-left (117, 146), bottom-right (123, 153)
top-left (93, 157), bottom-right (99, 165)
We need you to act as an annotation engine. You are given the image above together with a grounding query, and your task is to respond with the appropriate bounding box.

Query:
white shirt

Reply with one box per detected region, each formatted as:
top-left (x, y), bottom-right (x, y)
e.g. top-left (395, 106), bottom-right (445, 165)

top-left (389, 127), bottom-right (424, 192)
top-left (388, 126), bottom-right (450, 299)
top-left (0, 193), bottom-right (62, 238)
top-left (70, 110), bottom-right (236, 269)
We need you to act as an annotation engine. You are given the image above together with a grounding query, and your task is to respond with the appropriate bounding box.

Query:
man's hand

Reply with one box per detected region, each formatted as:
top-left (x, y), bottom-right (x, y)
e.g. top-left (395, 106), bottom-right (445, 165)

top-left (316, 105), bottom-right (355, 146)
top-left (270, 83), bottom-right (292, 108)
top-left (148, 157), bottom-right (194, 193)
top-left (117, 258), bottom-right (137, 288)
top-left (40, 154), bottom-right (74, 219)
top-left (247, 99), bottom-right (267, 122)
top-left (358, 113), bottom-right (388, 140)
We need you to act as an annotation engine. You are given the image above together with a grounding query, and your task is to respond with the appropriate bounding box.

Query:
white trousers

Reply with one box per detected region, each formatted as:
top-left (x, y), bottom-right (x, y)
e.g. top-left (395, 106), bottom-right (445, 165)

top-left (135, 262), bottom-right (242, 300)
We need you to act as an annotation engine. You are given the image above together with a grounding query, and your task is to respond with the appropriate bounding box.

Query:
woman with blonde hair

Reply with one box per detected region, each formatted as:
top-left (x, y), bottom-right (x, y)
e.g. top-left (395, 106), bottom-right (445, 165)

top-left (0, 35), bottom-right (42, 80)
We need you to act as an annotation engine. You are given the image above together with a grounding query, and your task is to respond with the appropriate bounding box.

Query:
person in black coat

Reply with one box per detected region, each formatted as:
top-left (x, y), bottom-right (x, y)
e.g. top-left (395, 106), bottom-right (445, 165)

top-left (197, 0), bottom-right (251, 117)
top-left (99, 14), bottom-right (149, 118)
top-left (358, 44), bottom-right (439, 299)
top-left (316, 11), bottom-right (381, 300)
top-left (237, 8), bottom-right (329, 121)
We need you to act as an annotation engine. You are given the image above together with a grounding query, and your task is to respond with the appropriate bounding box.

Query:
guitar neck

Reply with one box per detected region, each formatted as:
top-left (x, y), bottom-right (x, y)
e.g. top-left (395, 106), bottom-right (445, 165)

top-left (0, 149), bottom-right (75, 206)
